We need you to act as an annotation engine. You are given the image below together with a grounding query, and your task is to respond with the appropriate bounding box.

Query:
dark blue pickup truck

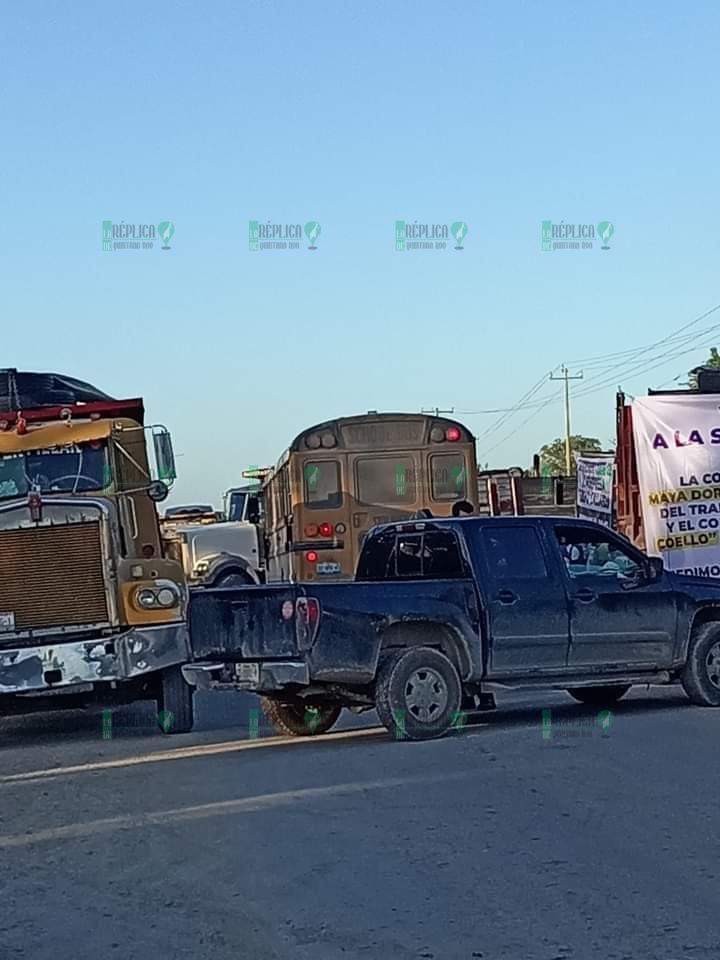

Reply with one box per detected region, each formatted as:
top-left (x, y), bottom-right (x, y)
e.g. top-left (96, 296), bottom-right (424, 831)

top-left (184, 516), bottom-right (720, 740)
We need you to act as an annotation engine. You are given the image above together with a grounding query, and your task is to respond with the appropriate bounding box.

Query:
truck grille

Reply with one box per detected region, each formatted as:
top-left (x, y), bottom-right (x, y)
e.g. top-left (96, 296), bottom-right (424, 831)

top-left (0, 522), bottom-right (109, 632)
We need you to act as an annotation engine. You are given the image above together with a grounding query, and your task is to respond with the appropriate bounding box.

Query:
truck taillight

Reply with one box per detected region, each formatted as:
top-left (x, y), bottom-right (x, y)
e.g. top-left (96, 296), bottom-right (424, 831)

top-left (319, 522), bottom-right (334, 537)
top-left (446, 426), bottom-right (461, 441)
top-left (304, 524), bottom-right (319, 538)
top-left (306, 550), bottom-right (318, 563)
top-left (295, 596), bottom-right (321, 643)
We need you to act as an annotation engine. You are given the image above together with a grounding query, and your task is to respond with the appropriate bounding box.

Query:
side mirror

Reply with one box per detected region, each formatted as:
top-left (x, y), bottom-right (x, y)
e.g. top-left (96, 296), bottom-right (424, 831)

top-left (647, 556), bottom-right (664, 581)
top-left (146, 425), bottom-right (177, 484)
top-left (148, 480), bottom-right (170, 503)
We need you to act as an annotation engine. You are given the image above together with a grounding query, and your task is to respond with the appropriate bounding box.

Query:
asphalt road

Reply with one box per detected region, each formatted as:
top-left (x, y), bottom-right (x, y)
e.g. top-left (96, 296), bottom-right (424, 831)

top-left (1, 685), bottom-right (718, 960)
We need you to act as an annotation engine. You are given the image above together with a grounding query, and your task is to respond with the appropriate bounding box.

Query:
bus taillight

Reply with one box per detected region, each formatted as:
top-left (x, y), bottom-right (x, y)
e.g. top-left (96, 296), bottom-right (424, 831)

top-left (306, 550), bottom-right (318, 563)
top-left (304, 524), bottom-right (319, 537)
top-left (446, 426), bottom-right (461, 442)
top-left (319, 522), bottom-right (334, 537)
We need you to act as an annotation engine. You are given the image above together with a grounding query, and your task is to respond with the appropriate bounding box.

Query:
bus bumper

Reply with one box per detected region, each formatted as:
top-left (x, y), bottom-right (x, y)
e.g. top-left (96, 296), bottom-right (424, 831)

top-left (0, 624), bottom-right (190, 695)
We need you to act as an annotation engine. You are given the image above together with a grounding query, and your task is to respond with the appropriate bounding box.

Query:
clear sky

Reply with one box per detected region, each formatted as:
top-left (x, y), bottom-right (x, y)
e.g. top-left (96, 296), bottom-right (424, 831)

top-left (4, 0), bottom-right (720, 505)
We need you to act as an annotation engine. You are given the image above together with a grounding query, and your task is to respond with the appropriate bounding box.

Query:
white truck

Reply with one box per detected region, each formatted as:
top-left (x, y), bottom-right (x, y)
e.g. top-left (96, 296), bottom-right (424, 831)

top-left (161, 494), bottom-right (264, 587)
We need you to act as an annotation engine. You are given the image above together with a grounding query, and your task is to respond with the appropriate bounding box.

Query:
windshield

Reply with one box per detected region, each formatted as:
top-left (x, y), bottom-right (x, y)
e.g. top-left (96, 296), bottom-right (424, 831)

top-left (0, 442), bottom-right (111, 499)
top-left (227, 491), bottom-right (248, 521)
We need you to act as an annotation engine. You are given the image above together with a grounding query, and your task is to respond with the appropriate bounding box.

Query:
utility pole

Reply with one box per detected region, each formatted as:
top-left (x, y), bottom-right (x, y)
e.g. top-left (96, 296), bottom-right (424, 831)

top-left (549, 366), bottom-right (584, 474)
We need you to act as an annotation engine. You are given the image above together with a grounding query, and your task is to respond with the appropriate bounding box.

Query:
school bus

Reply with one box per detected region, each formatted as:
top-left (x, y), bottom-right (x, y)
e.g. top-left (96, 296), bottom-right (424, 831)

top-left (262, 412), bottom-right (479, 581)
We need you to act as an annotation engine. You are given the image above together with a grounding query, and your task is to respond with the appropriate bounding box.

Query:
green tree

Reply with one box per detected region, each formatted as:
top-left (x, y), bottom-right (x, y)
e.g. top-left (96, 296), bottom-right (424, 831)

top-left (688, 347), bottom-right (720, 390)
top-left (539, 435), bottom-right (603, 476)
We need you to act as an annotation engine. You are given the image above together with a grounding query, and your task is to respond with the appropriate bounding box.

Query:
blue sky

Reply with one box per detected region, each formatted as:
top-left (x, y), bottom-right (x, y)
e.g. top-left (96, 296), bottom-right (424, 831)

top-left (4, 0), bottom-right (720, 504)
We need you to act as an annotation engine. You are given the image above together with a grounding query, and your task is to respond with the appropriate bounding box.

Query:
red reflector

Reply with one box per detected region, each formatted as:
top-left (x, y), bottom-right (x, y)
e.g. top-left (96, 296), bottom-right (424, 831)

top-left (304, 524), bottom-right (319, 538)
top-left (445, 426), bottom-right (461, 442)
top-left (319, 522), bottom-right (334, 537)
top-left (306, 550), bottom-right (318, 563)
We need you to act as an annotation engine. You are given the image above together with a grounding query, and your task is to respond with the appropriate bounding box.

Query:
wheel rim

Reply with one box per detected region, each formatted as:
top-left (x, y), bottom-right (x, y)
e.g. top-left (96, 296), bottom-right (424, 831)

top-left (706, 642), bottom-right (720, 689)
top-left (404, 667), bottom-right (448, 723)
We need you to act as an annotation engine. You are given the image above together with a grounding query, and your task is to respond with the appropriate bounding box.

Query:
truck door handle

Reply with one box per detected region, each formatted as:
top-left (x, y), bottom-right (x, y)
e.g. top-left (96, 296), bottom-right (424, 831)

top-left (574, 588), bottom-right (596, 603)
top-left (496, 589), bottom-right (517, 605)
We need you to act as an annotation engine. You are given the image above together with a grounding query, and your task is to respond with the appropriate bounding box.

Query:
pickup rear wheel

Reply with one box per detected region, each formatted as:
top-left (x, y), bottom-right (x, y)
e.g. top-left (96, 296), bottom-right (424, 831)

top-left (567, 685), bottom-right (630, 707)
top-left (682, 622), bottom-right (720, 707)
top-left (375, 647), bottom-right (462, 741)
top-left (261, 697), bottom-right (341, 737)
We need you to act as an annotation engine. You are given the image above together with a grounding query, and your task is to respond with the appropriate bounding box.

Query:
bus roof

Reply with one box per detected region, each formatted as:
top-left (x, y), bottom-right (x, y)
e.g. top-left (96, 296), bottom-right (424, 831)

top-left (288, 411), bottom-right (475, 453)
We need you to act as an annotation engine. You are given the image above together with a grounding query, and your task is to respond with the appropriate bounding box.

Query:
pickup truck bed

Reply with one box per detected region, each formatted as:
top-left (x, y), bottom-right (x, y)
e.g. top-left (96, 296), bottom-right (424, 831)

top-left (185, 516), bottom-right (720, 740)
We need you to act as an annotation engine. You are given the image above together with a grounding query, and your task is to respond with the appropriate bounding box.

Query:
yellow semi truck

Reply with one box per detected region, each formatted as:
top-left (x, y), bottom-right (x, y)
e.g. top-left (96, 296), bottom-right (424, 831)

top-left (0, 370), bottom-right (194, 732)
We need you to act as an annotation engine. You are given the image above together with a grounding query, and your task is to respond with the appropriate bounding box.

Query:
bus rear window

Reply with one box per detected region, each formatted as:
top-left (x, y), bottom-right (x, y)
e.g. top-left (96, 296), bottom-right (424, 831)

top-left (304, 461), bottom-right (342, 509)
top-left (430, 454), bottom-right (467, 501)
top-left (356, 457), bottom-right (416, 505)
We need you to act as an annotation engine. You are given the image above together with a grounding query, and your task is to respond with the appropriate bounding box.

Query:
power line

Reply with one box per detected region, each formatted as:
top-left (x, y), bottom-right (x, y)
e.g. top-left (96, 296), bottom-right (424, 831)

top-left (468, 299), bottom-right (720, 460)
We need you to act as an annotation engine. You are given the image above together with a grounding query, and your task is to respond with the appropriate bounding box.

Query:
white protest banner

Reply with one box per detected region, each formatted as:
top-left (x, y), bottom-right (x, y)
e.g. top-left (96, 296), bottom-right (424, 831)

top-left (632, 394), bottom-right (720, 576)
top-left (576, 455), bottom-right (614, 526)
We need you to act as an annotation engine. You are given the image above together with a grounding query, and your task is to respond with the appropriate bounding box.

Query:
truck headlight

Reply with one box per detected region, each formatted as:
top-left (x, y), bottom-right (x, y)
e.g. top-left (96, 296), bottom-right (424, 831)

top-left (156, 586), bottom-right (179, 607)
top-left (133, 582), bottom-right (182, 610)
top-left (135, 588), bottom-right (157, 609)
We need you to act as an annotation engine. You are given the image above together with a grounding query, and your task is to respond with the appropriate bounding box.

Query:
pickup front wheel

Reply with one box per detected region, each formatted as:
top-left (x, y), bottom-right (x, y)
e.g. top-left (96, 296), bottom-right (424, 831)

top-left (682, 623), bottom-right (720, 707)
top-left (375, 647), bottom-right (462, 741)
top-left (261, 697), bottom-right (341, 737)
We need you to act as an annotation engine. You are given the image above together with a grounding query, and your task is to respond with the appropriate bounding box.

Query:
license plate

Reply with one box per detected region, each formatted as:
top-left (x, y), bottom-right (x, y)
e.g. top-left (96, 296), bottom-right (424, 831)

top-left (0, 612), bottom-right (15, 631)
top-left (317, 562), bottom-right (341, 575)
top-left (235, 662), bottom-right (260, 683)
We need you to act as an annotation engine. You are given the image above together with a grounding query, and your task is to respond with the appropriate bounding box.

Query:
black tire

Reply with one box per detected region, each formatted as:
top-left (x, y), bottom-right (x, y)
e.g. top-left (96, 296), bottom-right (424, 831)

top-left (261, 697), bottom-right (341, 736)
top-left (375, 646), bottom-right (462, 741)
top-left (567, 685), bottom-right (630, 707)
top-left (682, 622), bottom-right (720, 706)
top-left (214, 570), bottom-right (254, 588)
top-left (157, 665), bottom-right (194, 734)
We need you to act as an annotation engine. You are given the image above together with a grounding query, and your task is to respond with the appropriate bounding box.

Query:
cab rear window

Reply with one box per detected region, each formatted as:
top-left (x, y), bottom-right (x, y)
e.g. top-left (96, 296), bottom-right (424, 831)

top-left (356, 528), bottom-right (468, 580)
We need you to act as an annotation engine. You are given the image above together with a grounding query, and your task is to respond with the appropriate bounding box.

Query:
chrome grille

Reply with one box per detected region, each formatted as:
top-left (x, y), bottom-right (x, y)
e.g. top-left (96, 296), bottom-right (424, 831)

top-left (0, 521), bottom-right (108, 632)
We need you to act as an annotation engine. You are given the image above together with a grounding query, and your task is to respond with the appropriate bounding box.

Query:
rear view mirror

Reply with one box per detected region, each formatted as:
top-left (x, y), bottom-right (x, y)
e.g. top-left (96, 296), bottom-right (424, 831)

top-left (148, 480), bottom-right (169, 502)
top-left (146, 425), bottom-right (177, 484)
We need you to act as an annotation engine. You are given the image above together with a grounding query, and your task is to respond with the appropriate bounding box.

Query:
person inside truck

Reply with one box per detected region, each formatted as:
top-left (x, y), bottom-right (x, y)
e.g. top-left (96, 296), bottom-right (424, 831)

top-left (0, 454), bottom-right (23, 498)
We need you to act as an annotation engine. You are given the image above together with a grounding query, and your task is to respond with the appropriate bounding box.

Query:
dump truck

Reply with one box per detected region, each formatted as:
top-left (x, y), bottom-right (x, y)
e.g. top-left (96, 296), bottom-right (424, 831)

top-left (0, 369), bottom-right (194, 731)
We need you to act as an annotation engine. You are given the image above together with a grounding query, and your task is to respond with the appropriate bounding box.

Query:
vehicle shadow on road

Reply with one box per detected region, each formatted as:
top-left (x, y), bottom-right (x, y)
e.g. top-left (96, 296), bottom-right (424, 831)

top-left (0, 687), bottom-right (698, 751)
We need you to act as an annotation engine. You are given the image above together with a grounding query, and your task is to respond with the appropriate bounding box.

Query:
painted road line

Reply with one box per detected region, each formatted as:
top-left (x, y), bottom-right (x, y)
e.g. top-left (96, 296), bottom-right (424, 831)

top-left (0, 725), bottom-right (392, 786)
top-left (0, 771), bottom-right (473, 849)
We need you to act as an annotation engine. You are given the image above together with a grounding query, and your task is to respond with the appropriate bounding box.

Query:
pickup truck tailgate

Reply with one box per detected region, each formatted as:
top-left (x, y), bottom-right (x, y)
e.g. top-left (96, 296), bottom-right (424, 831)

top-left (188, 584), bottom-right (300, 660)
